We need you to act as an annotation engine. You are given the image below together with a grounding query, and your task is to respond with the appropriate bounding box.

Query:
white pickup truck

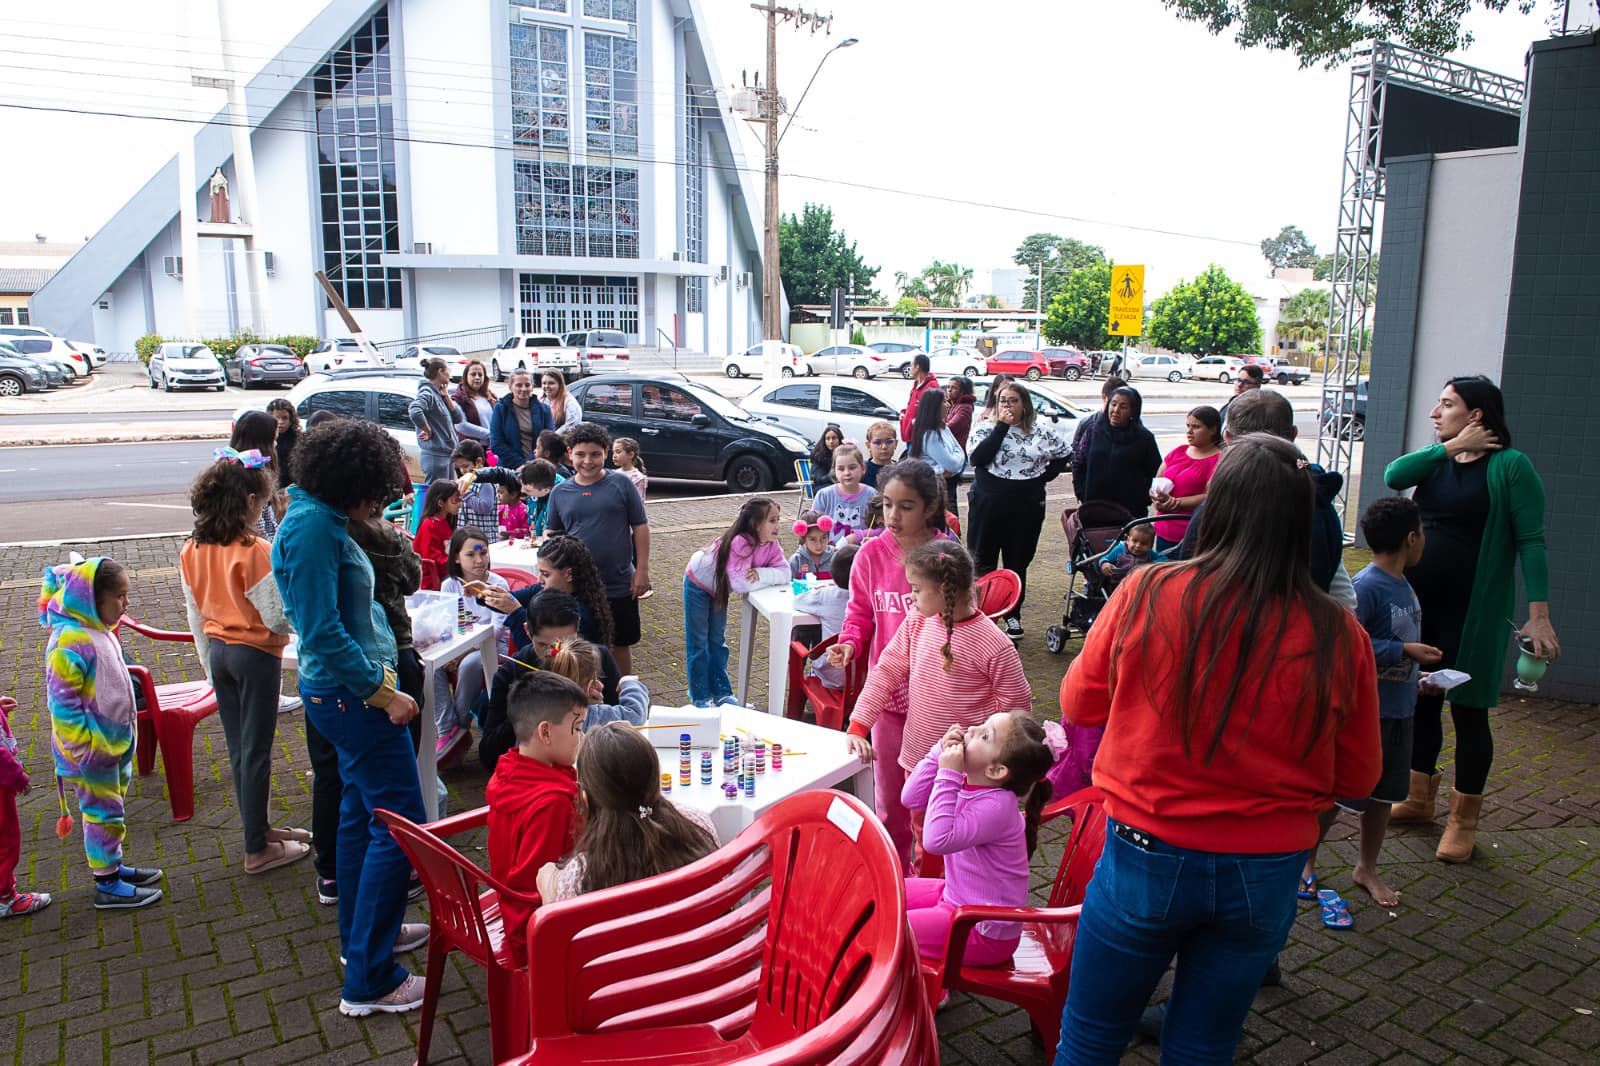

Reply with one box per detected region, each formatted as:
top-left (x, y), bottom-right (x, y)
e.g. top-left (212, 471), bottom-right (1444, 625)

top-left (490, 333), bottom-right (582, 381)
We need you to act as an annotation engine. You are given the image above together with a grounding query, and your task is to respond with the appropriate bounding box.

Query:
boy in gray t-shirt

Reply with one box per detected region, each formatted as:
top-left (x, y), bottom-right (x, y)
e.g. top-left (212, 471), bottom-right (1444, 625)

top-left (545, 422), bottom-right (650, 673)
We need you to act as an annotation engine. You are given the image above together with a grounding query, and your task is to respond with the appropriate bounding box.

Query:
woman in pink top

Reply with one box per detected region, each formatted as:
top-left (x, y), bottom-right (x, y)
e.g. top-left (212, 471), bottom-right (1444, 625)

top-left (900, 711), bottom-right (1055, 966)
top-left (829, 461), bottom-right (948, 864)
top-left (1152, 405), bottom-right (1222, 551)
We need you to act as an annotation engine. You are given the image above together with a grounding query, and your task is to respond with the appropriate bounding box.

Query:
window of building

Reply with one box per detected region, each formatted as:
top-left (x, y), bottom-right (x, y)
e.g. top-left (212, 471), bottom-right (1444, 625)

top-left (583, 0), bottom-right (636, 22)
top-left (583, 382), bottom-right (633, 415)
top-left (518, 274), bottom-right (639, 338)
top-left (15, 308), bottom-right (27, 325)
top-left (684, 78), bottom-right (707, 314)
top-left (583, 33), bottom-right (637, 154)
top-left (312, 10), bottom-right (402, 310)
top-left (0, 309), bottom-right (12, 326)
top-left (510, 23), bottom-right (569, 149)
top-left (531, 0), bottom-right (568, 11)
top-left (515, 160), bottom-right (638, 259)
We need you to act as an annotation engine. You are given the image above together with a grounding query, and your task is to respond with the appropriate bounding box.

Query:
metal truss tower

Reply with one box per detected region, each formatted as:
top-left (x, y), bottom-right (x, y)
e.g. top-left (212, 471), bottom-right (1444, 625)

top-left (1316, 41), bottom-right (1525, 521)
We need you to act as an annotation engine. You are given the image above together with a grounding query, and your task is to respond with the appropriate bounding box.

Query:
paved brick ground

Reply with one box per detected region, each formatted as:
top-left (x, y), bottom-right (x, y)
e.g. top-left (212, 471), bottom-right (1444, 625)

top-left (2, 492), bottom-right (1596, 1064)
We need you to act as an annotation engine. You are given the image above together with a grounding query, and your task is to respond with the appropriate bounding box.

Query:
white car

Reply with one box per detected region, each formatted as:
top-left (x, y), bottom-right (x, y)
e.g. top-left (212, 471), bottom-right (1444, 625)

top-left (395, 344), bottom-right (473, 380)
top-left (7, 336), bottom-right (91, 381)
top-left (925, 346), bottom-right (990, 379)
top-left (492, 333), bottom-right (582, 380)
top-left (149, 342), bottom-right (225, 391)
top-left (1128, 354), bottom-right (1195, 382)
top-left (739, 377), bottom-right (904, 443)
top-left (808, 343), bottom-right (890, 379)
top-left (68, 340), bottom-right (108, 367)
top-left (722, 342), bottom-right (815, 379)
top-left (1190, 355), bottom-right (1250, 383)
top-left (250, 370), bottom-right (427, 481)
top-left (305, 338), bottom-right (381, 374)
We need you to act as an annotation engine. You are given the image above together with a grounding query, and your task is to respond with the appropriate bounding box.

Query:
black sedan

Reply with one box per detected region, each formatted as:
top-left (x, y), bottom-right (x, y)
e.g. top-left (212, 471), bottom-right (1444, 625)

top-left (567, 374), bottom-right (810, 493)
top-left (225, 344), bottom-right (307, 389)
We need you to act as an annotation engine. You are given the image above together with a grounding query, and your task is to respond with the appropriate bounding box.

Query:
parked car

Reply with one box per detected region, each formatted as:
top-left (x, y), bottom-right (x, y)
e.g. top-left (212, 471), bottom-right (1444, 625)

top-left (866, 341), bottom-right (926, 378)
top-left (1190, 355), bottom-right (1250, 383)
top-left (1260, 357), bottom-right (1311, 385)
top-left (1040, 347), bottom-right (1091, 381)
top-left (722, 342), bottom-right (814, 378)
top-left (1128, 354), bottom-right (1194, 382)
top-left (985, 349), bottom-right (1054, 381)
top-left (259, 370), bottom-right (427, 480)
top-left (492, 333), bottom-right (582, 381)
top-left (809, 343), bottom-right (889, 379)
top-left (0, 325), bottom-right (52, 340)
top-left (567, 375), bottom-right (809, 493)
top-left (1320, 378), bottom-right (1368, 442)
top-left (0, 343), bottom-right (51, 395)
top-left (225, 343), bottom-right (306, 389)
top-left (67, 340), bottom-right (108, 367)
top-left (305, 338), bottom-right (381, 374)
top-left (1086, 350), bottom-right (1121, 374)
top-left (7, 336), bottom-right (90, 380)
top-left (739, 377), bottom-right (904, 444)
top-left (0, 340), bottom-right (64, 389)
top-left (970, 379), bottom-right (1086, 429)
top-left (924, 346), bottom-right (990, 379)
top-left (563, 329), bottom-right (630, 374)
top-left (394, 344), bottom-right (472, 380)
top-left (149, 342), bottom-right (226, 391)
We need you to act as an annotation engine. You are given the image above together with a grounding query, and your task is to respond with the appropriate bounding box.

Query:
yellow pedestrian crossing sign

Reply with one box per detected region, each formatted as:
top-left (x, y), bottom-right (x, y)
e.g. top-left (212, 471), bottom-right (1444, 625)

top-left (1109, 264), bottom-right (1144, 337)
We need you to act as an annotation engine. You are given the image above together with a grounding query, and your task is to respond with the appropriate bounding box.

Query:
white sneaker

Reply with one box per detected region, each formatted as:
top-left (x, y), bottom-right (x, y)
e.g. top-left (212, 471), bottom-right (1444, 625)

top-left (278, 694), bottom-right (303, 714)
top-left (339, 973), bottom-right (426, 1017)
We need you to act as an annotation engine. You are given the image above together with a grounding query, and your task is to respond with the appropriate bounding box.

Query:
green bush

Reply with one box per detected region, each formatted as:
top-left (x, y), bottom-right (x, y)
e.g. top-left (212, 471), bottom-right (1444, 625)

top-left (200, 330), bottom-right (259, 359)
top-left (272, 335), bottom-right (318, 358)
top-left (134, 334), bottom-right (163, 364)
top-left (850, 327), bottom-right (866, 345)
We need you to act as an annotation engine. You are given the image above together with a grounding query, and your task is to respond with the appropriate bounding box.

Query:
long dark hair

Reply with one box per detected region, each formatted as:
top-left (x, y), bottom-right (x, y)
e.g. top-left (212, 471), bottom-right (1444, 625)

top-left (537, 535), bottom-right (615, 646)
top-left (265, 397), bottom-right (300, 435)
top-left (1188, 405), bottom-right (1223, 447)
top-left (907, 389), bottom-right (947, 460)
top-left (419, 480), bottom-right (460, 526)
top-left (877, 460), bottom-right (949, 534)
top-left (572, 723), bottom-right (718, 895)
top-left (190, 458), bottom-right (274, 545)
top-left (982, 374), bottom-right (1014, 420)
top-left (230, 410), bottom-right (280, 471)
top-left (1445, 374), bottom-right (1512, 449)
top-left (1110, 434), bottom-right (1354, 763)
top-left (445, 526), bottom-right (489, 580)
top-left (810, 423), bottom-right (842, 469)
top-left (998, 712), bottom-right (1055, 855)
top-left (710, 497), bottom-right (778, 610)
top-left (905, 539), bottom-right (973, 671)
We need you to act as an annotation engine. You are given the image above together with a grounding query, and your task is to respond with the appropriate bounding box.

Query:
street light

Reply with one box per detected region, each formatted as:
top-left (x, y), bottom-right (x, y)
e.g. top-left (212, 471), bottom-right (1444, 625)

top-left (778, 37), bottom-right (858, 147)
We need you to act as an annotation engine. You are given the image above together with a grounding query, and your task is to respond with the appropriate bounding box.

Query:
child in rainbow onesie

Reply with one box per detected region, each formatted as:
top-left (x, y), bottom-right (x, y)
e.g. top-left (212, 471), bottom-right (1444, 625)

top-left (40, 556), bottom-right (165, 910)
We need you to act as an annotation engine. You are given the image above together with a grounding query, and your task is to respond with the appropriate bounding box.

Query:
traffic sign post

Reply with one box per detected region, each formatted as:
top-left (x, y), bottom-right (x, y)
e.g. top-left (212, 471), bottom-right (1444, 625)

top-left (1108, 264), bottom-right (1144, 337)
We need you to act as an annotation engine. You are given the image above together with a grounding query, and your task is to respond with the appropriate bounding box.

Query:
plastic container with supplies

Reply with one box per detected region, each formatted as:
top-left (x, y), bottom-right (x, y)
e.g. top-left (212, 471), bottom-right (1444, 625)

top-left (406, 591), bottom-right (459, 649)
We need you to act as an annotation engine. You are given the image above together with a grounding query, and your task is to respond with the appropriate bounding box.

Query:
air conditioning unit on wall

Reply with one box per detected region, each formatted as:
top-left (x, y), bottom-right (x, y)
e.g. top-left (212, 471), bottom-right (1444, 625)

top-left (262, 251), bottom-right (276, 275)
top-left (736, 271), bottom-right (752, 289)
top-left (413, 241), bottom-right (434, 254)
top-left (163, 256), bottom-right (183, 279)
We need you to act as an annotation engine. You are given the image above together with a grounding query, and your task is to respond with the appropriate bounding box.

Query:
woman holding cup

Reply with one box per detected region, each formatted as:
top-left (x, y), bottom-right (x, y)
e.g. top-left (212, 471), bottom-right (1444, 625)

top-left (1383, 375), bottom-right (1558, 863)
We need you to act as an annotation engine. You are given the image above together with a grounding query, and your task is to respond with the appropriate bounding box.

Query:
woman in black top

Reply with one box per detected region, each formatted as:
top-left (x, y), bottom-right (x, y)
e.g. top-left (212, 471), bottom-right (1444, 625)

top-left (809, 423), bottom-right (842, 489)
top-left (1078, 386), bottom-right (1161, 518)
top-left (266, 398), bottom-right (300, 486)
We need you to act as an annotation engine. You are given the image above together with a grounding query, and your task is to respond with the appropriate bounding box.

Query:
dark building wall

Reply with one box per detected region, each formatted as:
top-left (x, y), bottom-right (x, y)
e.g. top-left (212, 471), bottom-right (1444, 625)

top-left (1499, 33), bottom-right (1600, 701)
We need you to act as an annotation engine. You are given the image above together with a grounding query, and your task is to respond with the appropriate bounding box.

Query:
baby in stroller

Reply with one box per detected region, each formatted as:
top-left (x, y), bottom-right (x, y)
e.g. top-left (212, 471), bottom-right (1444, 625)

top-left (1098, 522), bottom-right (1168, 589)
top-left (1043, 502), bottom-right (1161, 653)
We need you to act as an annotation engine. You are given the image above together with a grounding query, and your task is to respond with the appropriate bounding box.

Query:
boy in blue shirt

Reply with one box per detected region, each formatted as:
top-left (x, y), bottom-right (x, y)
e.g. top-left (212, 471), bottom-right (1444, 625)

top-left (1302, 496), bottom-right (1442, 915)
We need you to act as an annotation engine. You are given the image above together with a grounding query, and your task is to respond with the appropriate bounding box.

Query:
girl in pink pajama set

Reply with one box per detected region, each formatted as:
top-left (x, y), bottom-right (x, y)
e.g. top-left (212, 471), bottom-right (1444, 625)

top-left (900, 710), bottom-right (1056, 966)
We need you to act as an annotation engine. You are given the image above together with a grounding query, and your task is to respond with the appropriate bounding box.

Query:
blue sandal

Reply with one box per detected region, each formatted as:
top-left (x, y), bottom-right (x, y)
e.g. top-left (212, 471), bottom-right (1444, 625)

top-left (1318, 889), bottom-right (1354, 930)
top-left (1297, 874), bottom-right (1318, 900)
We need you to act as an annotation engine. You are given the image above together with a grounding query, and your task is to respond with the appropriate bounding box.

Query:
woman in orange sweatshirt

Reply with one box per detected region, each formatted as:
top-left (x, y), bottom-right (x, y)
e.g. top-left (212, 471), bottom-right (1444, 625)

top-left (1052, 435), bottom-right (1381, 1065)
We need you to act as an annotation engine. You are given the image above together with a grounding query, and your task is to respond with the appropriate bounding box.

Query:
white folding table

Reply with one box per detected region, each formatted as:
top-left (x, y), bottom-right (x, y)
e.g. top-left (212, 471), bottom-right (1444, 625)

top-left (648, 704), bottom-right (872, 841)
top-left (282, 621), bottom-right (498, 821)
top-left (734, 584), bottom-right (819, 717)
top-left (488, 538), bottom-right (544, 573)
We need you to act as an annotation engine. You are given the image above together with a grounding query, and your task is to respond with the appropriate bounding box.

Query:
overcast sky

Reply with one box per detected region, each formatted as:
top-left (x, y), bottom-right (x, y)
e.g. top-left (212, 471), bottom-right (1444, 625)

top-left (0, 0), bottom-right (1555, 297)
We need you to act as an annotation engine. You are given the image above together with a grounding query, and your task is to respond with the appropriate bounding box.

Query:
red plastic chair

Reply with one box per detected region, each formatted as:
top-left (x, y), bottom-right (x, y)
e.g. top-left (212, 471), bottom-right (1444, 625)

top-left (493, 567), bottom-right (538, 592)
top-left (506, 790), bottom-right (930, 1064)
top-left (922, 786), bottom-right (1108, 1057)
top-left (783, 634), bottom-right (867, 731)
top-left (115, 616), bottom-right (219, 823)
top-left (374, 805), bottom-right (540, 1065)
top-left (975, 569), bottom-right (1022, 620)
top-left (420, 558), bottom-right (444, 591)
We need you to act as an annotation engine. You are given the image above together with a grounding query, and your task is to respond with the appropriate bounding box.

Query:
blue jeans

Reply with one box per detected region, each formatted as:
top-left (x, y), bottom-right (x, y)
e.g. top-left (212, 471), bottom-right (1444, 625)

top-left (300, 684), bottom-right (426, 1002)
top-left (682, 578), bottom-right (730, 705)
top-left (1054, 820), bottom-right (1306, 1065)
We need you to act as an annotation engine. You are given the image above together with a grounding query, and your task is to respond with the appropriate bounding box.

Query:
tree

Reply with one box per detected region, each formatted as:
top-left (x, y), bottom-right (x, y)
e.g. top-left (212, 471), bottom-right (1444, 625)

top-left (914, 261), bottom-right (974, 307)
top-left (1012, 232), bottom-right (1107, 311)
top-left (1160, 0), bottom-right (1536, 67)
top-left (1260, 225), bottom-right (1319, 271)
top-left (1042, 263), bottom-right (1117, 350)
top-left (1277, 287), bottom-right (1331, 348)
top-left (892, 296), bottom-right (924, 322)
top-left (777, 203), bottom-right (880, 307)
top-left (894, 270), bottom-right (931, 302)
top-left (1146, 265), bottom-right (1263, 355)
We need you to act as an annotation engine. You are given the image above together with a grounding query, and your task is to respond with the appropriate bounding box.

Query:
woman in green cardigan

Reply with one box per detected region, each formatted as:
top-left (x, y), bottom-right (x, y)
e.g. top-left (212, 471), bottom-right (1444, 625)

top-left (1383, 376), bottom-right (1560, 863)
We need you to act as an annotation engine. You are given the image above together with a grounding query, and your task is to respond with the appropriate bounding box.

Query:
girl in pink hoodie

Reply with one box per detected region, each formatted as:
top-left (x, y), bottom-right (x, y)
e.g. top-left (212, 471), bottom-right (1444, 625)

top-left (683, 496), bottom-right (788, 707)
top-left (829, 460), bottom-right (948, 864)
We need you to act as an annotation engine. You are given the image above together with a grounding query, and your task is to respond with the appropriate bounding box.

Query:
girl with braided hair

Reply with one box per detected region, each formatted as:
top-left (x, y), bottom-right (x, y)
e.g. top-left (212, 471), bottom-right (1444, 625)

top-left (845, 538), bottom-right (1031, 860)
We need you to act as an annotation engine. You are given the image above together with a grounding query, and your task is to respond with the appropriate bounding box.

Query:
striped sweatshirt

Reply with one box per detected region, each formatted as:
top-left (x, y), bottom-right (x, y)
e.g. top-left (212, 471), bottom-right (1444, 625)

top-left (847, 610), bottom-right (1033, 773)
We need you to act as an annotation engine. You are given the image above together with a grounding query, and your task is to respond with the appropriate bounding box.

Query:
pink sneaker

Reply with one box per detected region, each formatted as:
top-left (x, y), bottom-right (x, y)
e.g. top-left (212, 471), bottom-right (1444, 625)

top-left (339, 973), bottom-right (425, 1017)
top-left (436, 726), bottom-right (471, 770)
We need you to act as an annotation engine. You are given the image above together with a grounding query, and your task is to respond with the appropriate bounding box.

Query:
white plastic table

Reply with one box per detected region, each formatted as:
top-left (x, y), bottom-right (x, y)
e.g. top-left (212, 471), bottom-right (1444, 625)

top-left (650, 704), bottom-right (872, 841)
top-left (488, 538), bottom-right (544, 573)
top-left (282, 622), bottom-right (498, 821)
top-left (735, 584), bottom-right (819, 717)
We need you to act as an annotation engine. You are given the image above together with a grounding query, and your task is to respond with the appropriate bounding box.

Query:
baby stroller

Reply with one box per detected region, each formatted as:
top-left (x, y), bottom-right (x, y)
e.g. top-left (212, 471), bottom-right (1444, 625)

top-left (1043, 501), bottom-right (1159, 653)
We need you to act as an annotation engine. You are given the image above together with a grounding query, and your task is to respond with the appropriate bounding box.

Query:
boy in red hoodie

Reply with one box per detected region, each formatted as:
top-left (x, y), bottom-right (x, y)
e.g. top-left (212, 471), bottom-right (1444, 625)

top-left (486, 670), bottom-right (587, 956)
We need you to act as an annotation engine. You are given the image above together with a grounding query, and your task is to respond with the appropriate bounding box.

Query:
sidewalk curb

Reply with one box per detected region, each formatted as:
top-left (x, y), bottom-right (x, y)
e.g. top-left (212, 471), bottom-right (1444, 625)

top-left (0, 431), bottom-right (224, 448)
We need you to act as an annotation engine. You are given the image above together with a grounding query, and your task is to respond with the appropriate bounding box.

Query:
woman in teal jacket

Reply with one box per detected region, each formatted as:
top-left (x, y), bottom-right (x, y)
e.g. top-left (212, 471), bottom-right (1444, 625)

top-left (1383, 376), bottom-right (1560, 863)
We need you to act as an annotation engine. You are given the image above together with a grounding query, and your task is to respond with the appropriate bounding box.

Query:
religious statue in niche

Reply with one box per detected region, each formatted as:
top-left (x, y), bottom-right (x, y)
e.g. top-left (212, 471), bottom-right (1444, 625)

top-left (208, 168), bottom-right (230, 223)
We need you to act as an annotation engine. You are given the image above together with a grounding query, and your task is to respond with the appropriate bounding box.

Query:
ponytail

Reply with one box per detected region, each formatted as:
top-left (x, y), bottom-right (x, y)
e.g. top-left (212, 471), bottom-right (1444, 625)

top-left (1021, 778), bottom-right (1055, 856)
top-left (998, 712), bottom-right (1055, 856)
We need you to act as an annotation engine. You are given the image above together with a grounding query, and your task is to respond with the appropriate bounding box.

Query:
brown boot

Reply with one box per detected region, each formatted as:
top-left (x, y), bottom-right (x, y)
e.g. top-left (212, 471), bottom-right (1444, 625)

top-left (1389, 771), bottom-right (1441, 824)
top-left (1436, 792), bottom-right (1483, 863)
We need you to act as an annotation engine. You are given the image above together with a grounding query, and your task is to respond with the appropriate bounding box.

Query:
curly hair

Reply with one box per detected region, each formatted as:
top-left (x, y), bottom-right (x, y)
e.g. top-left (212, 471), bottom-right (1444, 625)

top-left (537, 536), bottom-right (615, 646)
top-left (563, 420), bottom-right (611, 452)
top-left (997, 712), bottom-right (1055, 855)
top-left (290, 418), bottom-right (409, 512)
top-left (264, 397), bottom-right (300, 432)
top-left (905, 538), bottom-right (974, 671)
top-left (190, 458), bottom-right (275, 545)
